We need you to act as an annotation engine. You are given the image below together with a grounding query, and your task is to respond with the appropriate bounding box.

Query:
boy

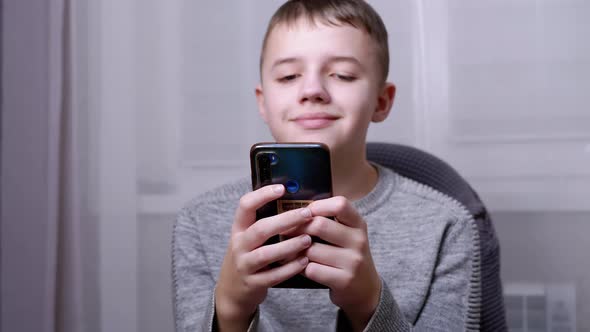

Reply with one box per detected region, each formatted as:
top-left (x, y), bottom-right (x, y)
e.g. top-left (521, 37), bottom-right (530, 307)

top-left (173, 0), bottom-right (481, 331)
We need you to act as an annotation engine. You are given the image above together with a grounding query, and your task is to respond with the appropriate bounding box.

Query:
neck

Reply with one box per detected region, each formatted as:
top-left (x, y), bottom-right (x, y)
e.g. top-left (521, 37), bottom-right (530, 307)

top-left (330, 146), bottom-right (378, 201)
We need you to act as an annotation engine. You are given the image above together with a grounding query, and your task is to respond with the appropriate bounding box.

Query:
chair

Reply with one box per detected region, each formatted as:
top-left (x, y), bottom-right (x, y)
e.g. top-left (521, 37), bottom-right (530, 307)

top-left (367, 142), bottom-right (507, 331)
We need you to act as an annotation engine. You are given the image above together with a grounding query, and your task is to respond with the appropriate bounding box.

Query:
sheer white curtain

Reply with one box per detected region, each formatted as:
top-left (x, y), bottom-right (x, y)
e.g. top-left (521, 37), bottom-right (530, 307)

top-left (2, 0), bottom-right (94, 331)
top-left (81, 0), bottom-right (188, 330)
top-left (72, 1), bottom-right (589, 331)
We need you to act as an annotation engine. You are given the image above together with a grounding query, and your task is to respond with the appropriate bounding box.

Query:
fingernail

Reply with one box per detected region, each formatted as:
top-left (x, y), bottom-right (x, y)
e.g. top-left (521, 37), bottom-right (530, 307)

top-left (302, 235), bottom-right (312, 246)
top-left (300, 208), bottom-right (311, 218)
top-left (299, 257), bottom-right (309, 266)
top-left (272, 185), bottom-right (284, 194)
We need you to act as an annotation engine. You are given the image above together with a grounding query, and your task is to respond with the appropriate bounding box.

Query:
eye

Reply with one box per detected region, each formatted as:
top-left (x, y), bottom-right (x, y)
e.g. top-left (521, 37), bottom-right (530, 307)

top-left (332, 73), bottom-right (357, 82)
top-left (277, 74), bottom-right (300, 83)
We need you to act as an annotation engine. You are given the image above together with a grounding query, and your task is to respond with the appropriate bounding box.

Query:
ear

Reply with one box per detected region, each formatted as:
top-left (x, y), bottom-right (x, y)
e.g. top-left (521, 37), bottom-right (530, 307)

top-left (255, 84), bottom-right (268, 123)
top-left (371, 82), bottom-right (396, 123)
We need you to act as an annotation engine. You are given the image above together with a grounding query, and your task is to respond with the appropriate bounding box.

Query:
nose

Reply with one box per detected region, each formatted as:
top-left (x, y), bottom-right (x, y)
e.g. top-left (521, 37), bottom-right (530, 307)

top-left (299, 75), bottom-right (331, 104)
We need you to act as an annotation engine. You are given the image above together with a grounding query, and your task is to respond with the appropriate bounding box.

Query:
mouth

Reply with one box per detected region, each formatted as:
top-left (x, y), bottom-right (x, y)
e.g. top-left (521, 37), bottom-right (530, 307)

top-left (291, 112), bottom-right (340, 130)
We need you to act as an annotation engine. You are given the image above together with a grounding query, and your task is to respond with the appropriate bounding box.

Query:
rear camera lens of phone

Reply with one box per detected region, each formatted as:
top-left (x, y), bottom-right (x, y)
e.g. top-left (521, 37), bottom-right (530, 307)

top-left (285, 180), bottom-right (300, 193)
top-left (269, 153), bottom-right (279, 165)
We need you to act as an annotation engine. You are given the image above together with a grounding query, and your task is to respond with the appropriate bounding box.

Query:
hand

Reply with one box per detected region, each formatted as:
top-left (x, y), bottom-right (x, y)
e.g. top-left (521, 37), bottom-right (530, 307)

top-left (215, 184), bottom-right (313, 331)
top-left (300, 196), bottom-right (382, 331)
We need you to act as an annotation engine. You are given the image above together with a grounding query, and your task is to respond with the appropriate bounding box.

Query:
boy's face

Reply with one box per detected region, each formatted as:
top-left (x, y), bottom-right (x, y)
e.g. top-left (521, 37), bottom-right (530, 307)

top-left (256, 19), bottom-right (395, 153)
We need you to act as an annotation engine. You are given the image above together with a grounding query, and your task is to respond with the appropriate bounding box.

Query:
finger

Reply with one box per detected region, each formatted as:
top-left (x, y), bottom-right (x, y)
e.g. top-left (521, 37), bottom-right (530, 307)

top-left (296, 216), bottom-right (357, 248)
top-left (308, 196), bottom-right (363, 228)
top-left (303, 262), bottom-right (350, 290)
top-left (241, 207), bottom-right (313, 250)
top-left (278, 226), bottom-right (304, 238)
top-left (305, 242), bottom-right (360, 270)
top-left (248, 256), bottom-right (309, 288)
top-left (234, 184), bottom-right (285, 232)
top-left (241, 234), bottom-right (312, 273)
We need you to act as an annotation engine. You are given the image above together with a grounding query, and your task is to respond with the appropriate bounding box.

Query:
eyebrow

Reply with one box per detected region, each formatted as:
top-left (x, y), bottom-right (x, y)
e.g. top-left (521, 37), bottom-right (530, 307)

top-left (327, 56), bottom-right (363, 68)
top-left (271, 57), bottom-right (299, 70)
top-left (270, 56), bottom-right (363, 70)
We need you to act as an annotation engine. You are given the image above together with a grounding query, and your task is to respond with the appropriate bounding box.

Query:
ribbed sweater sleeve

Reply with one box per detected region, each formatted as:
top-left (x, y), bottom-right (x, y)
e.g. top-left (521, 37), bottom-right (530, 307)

top-left (172, 198), bottom-right (268, 332)
top-left (172, 206), bottom-right (217, 331)
top-left (335, 212), bottom-right (479, 331)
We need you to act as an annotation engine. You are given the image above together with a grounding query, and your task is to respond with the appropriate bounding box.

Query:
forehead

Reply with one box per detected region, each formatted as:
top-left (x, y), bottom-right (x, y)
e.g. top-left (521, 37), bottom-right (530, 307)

top-left (262, 19), bottom-right (378, 69)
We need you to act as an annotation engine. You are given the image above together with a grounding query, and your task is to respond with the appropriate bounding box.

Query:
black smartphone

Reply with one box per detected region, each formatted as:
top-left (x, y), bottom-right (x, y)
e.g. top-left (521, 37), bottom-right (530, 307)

top-left (250, 142), bottom-right (333, 288)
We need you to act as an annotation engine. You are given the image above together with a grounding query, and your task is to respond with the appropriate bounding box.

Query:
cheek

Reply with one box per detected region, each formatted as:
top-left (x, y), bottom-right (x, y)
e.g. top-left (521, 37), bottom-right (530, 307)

top-left (336, 85), bottom-right (375, 119)
top-left (263, 87), bottom-right (292, 116)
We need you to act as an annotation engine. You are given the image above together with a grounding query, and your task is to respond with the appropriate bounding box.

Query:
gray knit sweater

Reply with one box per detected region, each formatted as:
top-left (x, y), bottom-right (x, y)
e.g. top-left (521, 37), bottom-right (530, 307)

top-left (172, 164), bottom-right (481, 331)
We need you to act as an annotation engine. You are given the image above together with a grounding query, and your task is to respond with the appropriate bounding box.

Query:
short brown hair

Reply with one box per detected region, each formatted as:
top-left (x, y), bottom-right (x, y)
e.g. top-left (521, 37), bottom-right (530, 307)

top-left (260, 0), bottom-right (390, 84)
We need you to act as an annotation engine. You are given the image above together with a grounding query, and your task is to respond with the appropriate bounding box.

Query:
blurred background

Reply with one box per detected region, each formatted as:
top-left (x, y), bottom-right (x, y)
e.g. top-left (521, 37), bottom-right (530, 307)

top-left (2, 0), bottom-right (589, 331)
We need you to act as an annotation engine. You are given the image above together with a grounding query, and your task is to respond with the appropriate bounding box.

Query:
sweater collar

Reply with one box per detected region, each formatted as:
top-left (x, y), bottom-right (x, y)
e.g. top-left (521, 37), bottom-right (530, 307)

top-left (351, 163), bottom-right (397, 217)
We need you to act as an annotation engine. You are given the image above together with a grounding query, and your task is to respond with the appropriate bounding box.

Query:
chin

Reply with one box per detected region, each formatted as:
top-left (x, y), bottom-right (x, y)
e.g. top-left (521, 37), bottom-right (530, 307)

top-left (281, 133), bottom-right (332, 145)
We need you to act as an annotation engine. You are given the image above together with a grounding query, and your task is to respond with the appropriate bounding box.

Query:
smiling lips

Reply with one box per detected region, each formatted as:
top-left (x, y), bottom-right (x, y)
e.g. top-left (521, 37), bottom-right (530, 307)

top-left (292, 112), bottom-right (340, 129)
